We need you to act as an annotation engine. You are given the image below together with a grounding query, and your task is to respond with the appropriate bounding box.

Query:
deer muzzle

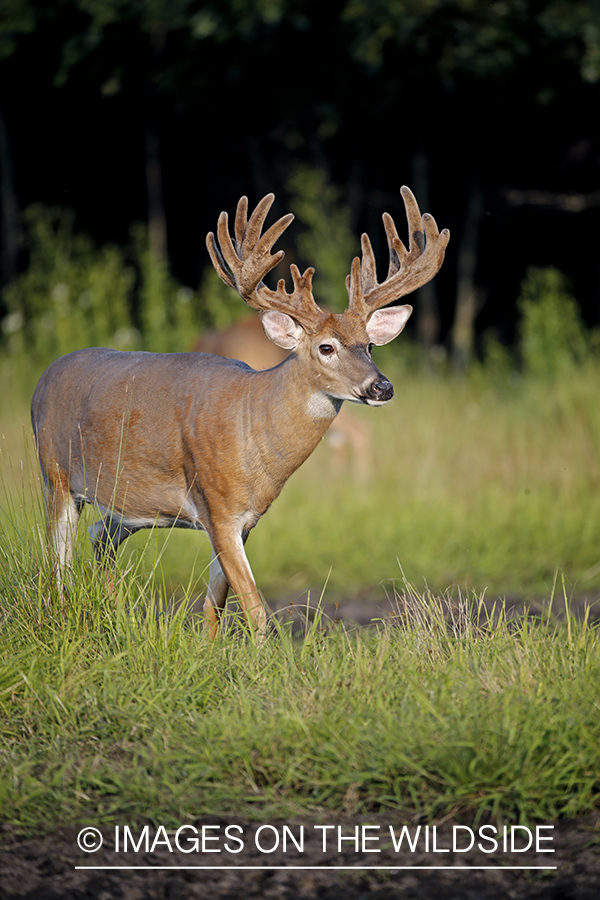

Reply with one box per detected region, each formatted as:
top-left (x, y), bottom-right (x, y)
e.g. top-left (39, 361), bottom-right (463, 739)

top-left (365, 378), bottom-right (394, 403)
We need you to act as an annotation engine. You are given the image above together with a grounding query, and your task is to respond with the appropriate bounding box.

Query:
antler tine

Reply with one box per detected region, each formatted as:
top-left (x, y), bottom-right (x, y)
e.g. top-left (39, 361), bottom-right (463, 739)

top-left (400, 184), bottom-right (426, 257)
top-left (206, 194), bottom-right (328, 332)
top-left (240, 193), bottom-right (276, 254)
top-left (382, 213), bottom-right (405, 278)
top-left (344, 237), bottom-right (373, 321)
top-left (349, 185), bottom-right (450, 317)
top-left (276, 264), bottom-right (317, 313)
top-left (359, 233), bottom-right (378, 294)
top-left (206, 196), bottom-right (289, 300)
top-left (206, 218), bottom-right (235, 289)
top-left (234, 195), bottom-right (249, 251)
top-left (346, 256), bottom-right (366, 318)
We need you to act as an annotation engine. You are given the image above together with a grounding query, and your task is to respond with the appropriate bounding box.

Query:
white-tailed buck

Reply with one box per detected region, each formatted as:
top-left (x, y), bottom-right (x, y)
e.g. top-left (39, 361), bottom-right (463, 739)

top-left (31, 187), bottom-right (449, 636)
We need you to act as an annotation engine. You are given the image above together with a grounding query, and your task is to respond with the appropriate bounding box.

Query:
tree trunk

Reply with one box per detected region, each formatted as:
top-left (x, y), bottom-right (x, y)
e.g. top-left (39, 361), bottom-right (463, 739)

top-left (0, 99), bottom-right (19, 287)
top-left (451, 178), bottom-right (484, 371)
top-left (145, 25), bottom-right (168, 264)
top-left (145, 119), bottom-right (168, 263)
top-left (411, 152), bottom-right (440, 349)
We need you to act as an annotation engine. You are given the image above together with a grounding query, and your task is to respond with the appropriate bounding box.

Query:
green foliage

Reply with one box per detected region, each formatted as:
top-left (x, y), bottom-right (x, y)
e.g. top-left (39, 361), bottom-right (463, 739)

top-left (538, 0), bottom-right (600, 84)
top-left (8, 0), bottom-right (600, 90)
top-left (0, 169), bottom-right (357, 365)
top-left (286, 165), bottom-right (357, 311)
top-left (1, 206), bottom-right (139, 364)
top-left (196, 265), bottom-right (248, 331)
top-left (518, 266), bottom-right (589, 378)
top-left (0, 205), bottom-right (202, 367)
top-left (0, 0), bottom-right (36, 61)
top-left (342, 0), bottom-right (600, 86)
top-left (479, 331), bottom-right (515, 385)
top-left (131, 223), bottom-right (198, 353)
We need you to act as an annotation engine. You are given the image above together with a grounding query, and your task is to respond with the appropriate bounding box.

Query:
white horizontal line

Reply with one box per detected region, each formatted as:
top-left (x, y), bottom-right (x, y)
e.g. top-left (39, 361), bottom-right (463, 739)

top-left (75, 865), bottom-right (558, 871)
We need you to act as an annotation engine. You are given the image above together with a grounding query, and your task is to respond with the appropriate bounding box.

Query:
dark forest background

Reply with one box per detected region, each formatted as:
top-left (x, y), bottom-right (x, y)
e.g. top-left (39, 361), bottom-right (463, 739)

top-left (1, 0), bottom-right (599, 367)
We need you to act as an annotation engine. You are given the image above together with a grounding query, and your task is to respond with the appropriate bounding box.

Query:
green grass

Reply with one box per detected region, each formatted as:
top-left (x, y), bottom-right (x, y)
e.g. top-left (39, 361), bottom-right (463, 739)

top-left (0, 555), bottom-right (598, 833)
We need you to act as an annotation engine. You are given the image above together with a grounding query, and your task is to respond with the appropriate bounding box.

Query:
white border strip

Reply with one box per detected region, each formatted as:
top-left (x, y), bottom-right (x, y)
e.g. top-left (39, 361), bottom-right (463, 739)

top-left (75, 865), bottom-right (558, 871)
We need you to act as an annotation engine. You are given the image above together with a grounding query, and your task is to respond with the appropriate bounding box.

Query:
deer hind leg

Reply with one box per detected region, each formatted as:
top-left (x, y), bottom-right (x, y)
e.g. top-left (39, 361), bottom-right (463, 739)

top-left (206, 528), bottom-right (266, 639)
top-left (46, 467), bottom-right (80, 588)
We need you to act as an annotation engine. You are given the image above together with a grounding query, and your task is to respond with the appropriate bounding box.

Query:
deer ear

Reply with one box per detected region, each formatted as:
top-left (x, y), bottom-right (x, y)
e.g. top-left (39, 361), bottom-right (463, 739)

top-left (260, 311), bottom-right (304, 350)
top-left (366, 305), bottom-right (412, 346)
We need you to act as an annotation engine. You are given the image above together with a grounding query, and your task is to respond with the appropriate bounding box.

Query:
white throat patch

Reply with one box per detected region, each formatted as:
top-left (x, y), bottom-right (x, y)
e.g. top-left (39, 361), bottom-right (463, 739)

top-left (306, 392), bottom-right (342, 420)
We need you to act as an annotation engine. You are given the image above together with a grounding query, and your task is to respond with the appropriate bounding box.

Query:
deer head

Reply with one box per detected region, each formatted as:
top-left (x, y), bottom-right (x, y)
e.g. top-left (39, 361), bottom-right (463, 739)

top-left (207, 187), bottom-right (450, 406)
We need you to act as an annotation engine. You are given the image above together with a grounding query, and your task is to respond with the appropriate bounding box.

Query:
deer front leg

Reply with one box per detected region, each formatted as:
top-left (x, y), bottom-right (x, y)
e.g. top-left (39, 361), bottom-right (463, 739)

top-left (89, 514), bottom-right (142, 566)
top-left (87, 514), bottom-right (143, 595)
top-left (204, 550), bottom-right (230, 638)
top-left (206, 527), bottom-right (266, 639)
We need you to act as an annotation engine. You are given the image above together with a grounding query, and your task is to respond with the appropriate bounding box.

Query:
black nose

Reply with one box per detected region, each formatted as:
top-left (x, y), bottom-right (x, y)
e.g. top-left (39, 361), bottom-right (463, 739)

top-left (367, 379), bottom-right (394, 402)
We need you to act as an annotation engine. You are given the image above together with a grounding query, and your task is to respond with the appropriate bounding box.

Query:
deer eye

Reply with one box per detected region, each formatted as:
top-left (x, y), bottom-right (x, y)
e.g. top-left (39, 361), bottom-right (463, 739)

top-left (319, 344), bottom-right (335, 356)
top-left (368, 343), bottom-right (374, 354)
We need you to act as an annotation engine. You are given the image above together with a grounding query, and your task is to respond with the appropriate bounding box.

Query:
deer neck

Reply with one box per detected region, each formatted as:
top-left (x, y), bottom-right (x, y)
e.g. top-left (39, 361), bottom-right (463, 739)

top-left (188, 355), bottom-right (342, 520)
top-left (259, 352), bottom-right (340, 436)
top-left (240, 354), bottom-right (341, 487)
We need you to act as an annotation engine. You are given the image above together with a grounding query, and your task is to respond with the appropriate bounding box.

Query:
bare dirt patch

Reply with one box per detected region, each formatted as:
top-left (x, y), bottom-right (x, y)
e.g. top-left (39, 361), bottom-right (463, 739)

top-left (264, 587), bottom-right (600, 634)
top-left (1, 813), bottom-right (599, 900)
